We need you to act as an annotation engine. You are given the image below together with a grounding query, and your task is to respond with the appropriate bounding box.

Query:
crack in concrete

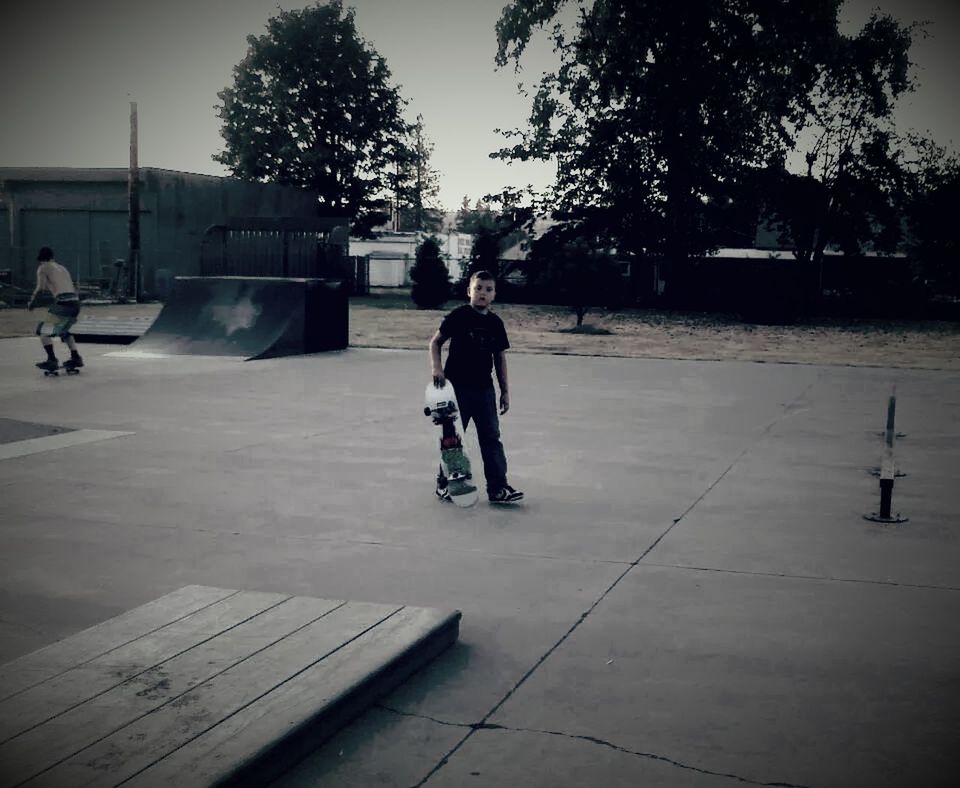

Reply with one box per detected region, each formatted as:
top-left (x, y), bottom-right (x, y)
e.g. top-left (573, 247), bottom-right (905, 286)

top-left (376, 704), bottom-right (472, 730)
top-left (644, 561), bottom-right (960, 592)
top-left (480, 723), bottom-right (809, 787)
top-left (380, 705), bottom-right (807, 787)
top-left (412, 381), bottom-right (821, 787)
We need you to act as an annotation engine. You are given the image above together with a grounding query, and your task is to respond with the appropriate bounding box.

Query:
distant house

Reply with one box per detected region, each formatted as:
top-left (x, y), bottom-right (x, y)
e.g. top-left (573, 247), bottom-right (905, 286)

top-left (0, 167), bottom-right (320, 296)
top-left (349, 229), bottom-right (472, 287)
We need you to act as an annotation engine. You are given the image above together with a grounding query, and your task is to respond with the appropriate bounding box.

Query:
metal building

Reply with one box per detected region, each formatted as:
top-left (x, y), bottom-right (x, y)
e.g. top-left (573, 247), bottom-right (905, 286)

top-left (0, 167), bottom-right (322, 297)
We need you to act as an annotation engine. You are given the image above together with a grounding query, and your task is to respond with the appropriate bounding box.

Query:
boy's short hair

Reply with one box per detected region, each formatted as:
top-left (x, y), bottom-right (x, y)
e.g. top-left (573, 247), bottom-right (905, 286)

top-left (469, 270), bottom-right (495, 285)
top-left (37, 247), bottom-right (54, 262)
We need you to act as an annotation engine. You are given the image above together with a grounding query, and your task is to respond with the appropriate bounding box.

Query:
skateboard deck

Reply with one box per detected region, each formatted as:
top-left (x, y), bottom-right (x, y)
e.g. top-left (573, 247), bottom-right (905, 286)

top-left (36, 361), bottom-right (81, 376)
top-left (425, 382), bottom-right (479, 507)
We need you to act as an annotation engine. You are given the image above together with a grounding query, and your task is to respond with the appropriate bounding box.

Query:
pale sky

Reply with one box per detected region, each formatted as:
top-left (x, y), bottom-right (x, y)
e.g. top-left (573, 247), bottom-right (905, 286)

top-left (1, 0), bottom-right (957, 211)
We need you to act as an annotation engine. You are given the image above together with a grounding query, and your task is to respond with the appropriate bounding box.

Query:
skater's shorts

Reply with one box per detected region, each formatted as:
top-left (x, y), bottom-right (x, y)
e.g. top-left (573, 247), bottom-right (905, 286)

top-left (48, 293), bottom-right (80, 336)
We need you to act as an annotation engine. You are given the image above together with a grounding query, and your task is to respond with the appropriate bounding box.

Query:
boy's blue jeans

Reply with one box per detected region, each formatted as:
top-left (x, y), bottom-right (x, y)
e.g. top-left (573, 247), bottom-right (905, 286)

top-left (448, 383), bottom-right (508, 494)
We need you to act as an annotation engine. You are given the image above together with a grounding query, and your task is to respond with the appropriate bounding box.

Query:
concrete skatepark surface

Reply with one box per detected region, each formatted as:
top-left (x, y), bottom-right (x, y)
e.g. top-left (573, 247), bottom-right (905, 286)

top-left (1, 336), bottom-right (958, 786)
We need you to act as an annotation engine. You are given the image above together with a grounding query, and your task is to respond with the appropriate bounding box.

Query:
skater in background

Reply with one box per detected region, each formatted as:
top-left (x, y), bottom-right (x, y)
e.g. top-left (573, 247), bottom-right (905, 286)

top-left (28, 247), bottom-right (84, 373)
top-left (429, 270), bottom-right (523, 504)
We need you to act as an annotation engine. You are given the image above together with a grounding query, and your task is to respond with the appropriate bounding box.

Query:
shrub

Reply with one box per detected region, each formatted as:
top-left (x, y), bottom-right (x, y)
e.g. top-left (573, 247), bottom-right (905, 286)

top-left (410, 237), bottom-right (451, 309)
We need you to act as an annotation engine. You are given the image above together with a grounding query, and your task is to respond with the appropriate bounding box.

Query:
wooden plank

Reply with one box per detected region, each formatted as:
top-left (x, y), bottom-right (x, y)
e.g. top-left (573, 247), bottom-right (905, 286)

top-left (0, 591), bottom-right (290, 743)
top-left (0, 589), bottom-right (460, 788)
top-left (72, 318), bottom-right (153, 344)
top-left (0, 586), bottom-right (236, 702)
top-left (38, 318), bottom-right (153, 338)
top-left (74, 318), bottom-right (153, 329)
top-left (0, 595), bottom-right (341, 787)
top-left (29, 601), bottom-right (404, 788)
top-left (129, 606), bottom-right (461, 788)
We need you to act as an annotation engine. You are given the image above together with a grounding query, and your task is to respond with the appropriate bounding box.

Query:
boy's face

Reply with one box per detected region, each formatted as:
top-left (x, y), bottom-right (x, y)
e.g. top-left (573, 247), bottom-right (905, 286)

top-left (469, 278), bottom-right (496, 310)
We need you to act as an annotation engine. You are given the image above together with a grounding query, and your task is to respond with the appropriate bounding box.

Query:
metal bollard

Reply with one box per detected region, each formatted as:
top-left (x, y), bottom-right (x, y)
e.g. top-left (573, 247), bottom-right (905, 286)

top-left (865, 388), bottom-right (908, 524)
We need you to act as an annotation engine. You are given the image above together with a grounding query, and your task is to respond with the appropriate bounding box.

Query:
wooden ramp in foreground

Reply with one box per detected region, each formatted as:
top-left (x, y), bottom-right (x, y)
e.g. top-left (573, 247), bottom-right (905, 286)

top-left (0, 585), bottom-right (461, 787)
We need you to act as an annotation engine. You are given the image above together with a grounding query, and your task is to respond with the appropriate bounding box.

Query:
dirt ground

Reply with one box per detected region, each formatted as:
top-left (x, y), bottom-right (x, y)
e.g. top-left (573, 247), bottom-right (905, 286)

top-left (2, 295), bottom-right (958, 370)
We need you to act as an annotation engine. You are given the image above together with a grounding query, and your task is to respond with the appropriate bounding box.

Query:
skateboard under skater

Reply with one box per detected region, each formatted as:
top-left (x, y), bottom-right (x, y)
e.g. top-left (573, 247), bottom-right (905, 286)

top-left (36, 359), bottom-right (82, 376)
top-left (425, 381), bottom-right (479, 507)
top-left (34, 319), bottom-right (83, 376)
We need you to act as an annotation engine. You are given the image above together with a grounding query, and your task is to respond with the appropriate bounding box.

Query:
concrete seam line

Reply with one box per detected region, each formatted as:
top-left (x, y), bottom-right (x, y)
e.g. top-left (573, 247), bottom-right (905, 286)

top-left (0, 429), bottom-right (135, 461)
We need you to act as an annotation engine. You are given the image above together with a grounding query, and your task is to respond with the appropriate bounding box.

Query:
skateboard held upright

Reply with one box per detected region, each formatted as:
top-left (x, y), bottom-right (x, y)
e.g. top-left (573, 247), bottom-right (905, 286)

top-left (425, 381), bottom-right (478, 507)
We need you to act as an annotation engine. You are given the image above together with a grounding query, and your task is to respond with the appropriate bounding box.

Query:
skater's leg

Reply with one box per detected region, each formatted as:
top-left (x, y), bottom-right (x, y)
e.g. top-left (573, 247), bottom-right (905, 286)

top-left (35, 335), bottom-right (59, 372)
top-left (49, 307), bottom-right (82, 367)
top-left (40, 335), bottom-right (57, 363)
top-left (61, 333), bottom-right (83, 367)
top-left (455, 385), bottom-right (507, 494)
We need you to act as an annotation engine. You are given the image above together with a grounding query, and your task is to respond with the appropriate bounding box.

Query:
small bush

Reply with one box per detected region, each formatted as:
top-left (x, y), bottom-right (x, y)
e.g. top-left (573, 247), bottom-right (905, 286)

top-left (410, 237), bottom-right (451, 309)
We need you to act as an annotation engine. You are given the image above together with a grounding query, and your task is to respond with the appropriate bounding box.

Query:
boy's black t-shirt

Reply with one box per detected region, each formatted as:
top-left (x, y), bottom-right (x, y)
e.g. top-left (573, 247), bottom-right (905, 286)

top-left (440, 305), bottom-right (510, 388)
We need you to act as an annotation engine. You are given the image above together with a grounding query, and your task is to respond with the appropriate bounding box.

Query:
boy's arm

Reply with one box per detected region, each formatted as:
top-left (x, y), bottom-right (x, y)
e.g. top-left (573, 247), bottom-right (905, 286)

top-left (429, 330), bottom-right (447, 386)
top-left (494, 351), bottom-right (510, 415)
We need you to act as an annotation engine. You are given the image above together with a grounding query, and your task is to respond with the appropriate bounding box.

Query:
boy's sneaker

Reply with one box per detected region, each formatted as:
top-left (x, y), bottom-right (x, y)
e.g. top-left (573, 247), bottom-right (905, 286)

top-left (489, 485), bottom-right (524, 504)
top-left (64, 354), bottom-right (84, 370)
top-left (435, 485), bottom-right (452, 503)
top-left (35, 358), bottom-right (59, 372)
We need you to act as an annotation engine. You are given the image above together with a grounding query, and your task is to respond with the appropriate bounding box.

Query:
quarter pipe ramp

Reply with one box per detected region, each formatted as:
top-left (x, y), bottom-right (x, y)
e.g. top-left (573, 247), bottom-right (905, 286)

top-left (129, 277), bottom-right (347, 360)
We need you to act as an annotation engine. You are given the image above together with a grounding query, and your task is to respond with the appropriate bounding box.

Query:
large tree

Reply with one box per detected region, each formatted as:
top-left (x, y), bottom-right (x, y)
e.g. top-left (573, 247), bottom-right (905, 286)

top-left (765, 12), bottom-right (917, 277)
top-left (214, 0), bottom-right (409, 232)
top-left (455, 197), bottom-right (498, 234)
top-left (455, 193), bottom-right (534, 295)
top-left (394, 115), bottom-right (444, 232)
top-left (494, 0), bottom-right (841, 290)
top-left (903, 138), bottom-right (960, 296)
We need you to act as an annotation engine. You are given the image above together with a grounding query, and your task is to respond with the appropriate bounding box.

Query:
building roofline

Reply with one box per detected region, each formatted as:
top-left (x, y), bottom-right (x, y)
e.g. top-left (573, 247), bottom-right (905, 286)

top-left (0, 166), bottom-right (271, 185)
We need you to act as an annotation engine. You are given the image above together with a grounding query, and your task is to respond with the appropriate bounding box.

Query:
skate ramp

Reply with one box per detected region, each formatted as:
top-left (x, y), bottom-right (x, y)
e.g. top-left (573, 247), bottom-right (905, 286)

top-left (129, 276), bottom-right (347, 359)
top-left (0, 585), bottom-right (461, 787)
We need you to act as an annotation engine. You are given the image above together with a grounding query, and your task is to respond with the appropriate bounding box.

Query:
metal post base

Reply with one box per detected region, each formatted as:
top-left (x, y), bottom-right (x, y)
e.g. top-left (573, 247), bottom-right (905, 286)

top-left (863, 513), bottom-right (910, 524)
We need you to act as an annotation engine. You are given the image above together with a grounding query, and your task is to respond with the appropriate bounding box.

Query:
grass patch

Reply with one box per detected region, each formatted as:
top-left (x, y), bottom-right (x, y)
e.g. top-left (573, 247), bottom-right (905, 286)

top-left (558, 324), bottom-right (613, 335)
top-left (352, 288), bottom-right (425, 310)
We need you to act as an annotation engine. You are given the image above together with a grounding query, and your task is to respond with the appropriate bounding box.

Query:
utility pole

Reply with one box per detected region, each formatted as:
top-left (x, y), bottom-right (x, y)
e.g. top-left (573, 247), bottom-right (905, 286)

top-left (393, 159), bottom-right (401, 232)
top-left (128, 101), bottom-right (141, 302)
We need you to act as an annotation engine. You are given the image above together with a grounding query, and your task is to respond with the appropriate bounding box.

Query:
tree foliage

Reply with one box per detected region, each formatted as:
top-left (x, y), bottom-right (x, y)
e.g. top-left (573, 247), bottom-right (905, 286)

top-left (464, 228), bottom-right (501, 283)
top-left (764, 13), bottom-right (917, 270)
top-left (528, 232), bottom-right (624, 325)
top-left (455, 197), bottom-right (499, 234)
top-left (409, 237), bottom-right (451, 309)
top-left (454, 194), bottom-right (535, 297)
top-left (903, 139), bottom-right (960, 296)
top-left (494, 0), bottom-right (841, 286)
top-left (393, 115), bottom-right (444, 232)
top-left (214, 0), bottom-right (409, 234)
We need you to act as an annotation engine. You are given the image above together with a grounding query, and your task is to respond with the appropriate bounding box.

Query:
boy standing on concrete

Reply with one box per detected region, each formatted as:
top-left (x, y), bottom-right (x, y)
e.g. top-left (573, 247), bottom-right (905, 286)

top-left (28, 247), bottom-right (84, 373)
top-left (429, 270), bottom-right (523, 504)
